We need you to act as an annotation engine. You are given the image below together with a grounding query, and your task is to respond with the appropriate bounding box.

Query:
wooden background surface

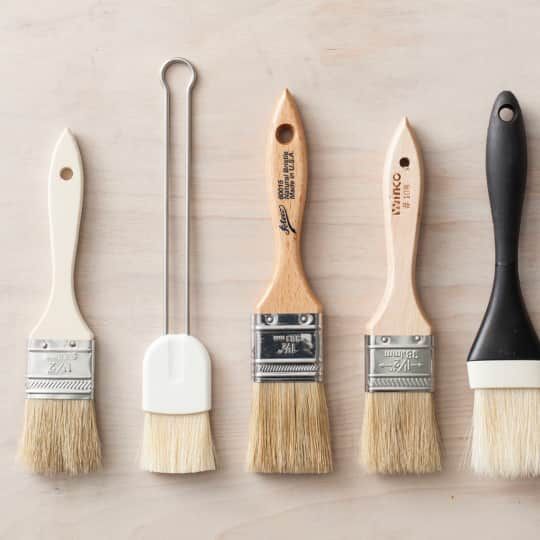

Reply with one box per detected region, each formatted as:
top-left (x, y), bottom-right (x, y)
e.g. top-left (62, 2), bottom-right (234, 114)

top-left (1, 1), bottom-right (540, 538)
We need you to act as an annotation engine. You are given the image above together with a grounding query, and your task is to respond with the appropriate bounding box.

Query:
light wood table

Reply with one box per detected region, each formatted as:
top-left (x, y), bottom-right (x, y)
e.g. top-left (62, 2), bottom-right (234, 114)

top-left (1, 1), bottom-right (539, 538)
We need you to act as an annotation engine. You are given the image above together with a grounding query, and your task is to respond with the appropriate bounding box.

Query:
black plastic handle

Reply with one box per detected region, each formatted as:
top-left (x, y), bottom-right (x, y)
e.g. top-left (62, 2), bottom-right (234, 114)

top-left (487, 91), bottom-right (527, 266)
top-left (468, 91), bottom-right (540, 362)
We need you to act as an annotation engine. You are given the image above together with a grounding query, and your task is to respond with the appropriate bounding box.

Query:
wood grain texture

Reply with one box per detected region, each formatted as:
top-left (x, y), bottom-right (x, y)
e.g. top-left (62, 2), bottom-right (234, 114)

top-left (367, 118), bottom-right (431, 336)
top-left (256, 89), bottom-right (321, 314)
top-left (1, 1), bottom-right (540, 539)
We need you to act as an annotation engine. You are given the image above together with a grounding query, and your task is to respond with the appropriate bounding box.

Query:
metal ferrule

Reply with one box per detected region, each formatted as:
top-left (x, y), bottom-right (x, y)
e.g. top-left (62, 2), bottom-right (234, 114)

top-left (365, 335), bottom-right (433, 392)
top-left (252, 313), bottom-right (322, 382)
top-left (26, 339), bottom-right (95, 399)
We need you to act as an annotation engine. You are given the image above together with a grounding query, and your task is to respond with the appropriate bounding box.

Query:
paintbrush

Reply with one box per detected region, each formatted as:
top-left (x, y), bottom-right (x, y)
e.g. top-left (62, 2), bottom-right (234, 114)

top-left (20, 129), bottom-right (101, 475)
top-left (468, 91), bottom-right (540, 478)
top-left (247, 89), bottom-right (332, 474)
top-left (361, 118), bottom-right (441, 474)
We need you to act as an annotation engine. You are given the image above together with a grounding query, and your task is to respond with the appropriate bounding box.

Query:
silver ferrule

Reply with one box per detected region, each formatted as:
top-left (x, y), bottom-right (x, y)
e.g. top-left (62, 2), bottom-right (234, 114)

top-left (252, 313), bottom-right (322, 382)
top-left (26, 339), bottom-right (95, 399)
top-left (365, 335), bottom-right (433, 392)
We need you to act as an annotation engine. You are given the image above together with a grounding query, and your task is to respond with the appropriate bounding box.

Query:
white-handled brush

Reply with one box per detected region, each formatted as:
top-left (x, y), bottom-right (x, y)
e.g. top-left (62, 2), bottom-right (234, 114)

top-left (20, 129), bottom-right (101, 475)
top-left (140, 58), bottom-right (216, 474)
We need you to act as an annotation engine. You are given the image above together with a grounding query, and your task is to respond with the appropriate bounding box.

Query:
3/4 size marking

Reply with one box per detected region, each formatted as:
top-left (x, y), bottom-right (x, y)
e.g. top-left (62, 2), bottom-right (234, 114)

top-left (379, 357), bottom-right (424, 373)
top-left (47, 352), bottom-right (76, 374)
top-left (277, 150), bottom-right (296, 200)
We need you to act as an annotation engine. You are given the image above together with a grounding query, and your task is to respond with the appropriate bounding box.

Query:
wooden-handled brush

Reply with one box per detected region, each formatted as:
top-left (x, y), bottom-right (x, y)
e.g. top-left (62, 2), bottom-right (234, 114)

top-left (247, 89), bottom-right (332, 474)
top-left (468, 91), bottom-right (540, 478)
top-left (361, 118), bottom-right (441, 474)
top-left (20, 129), bottom-right (101, 475)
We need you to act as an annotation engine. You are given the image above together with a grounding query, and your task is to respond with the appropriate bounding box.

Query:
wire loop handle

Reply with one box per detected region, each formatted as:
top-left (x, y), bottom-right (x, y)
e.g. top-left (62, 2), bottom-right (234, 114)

top-left (160, 58), bottom-right (197, 335)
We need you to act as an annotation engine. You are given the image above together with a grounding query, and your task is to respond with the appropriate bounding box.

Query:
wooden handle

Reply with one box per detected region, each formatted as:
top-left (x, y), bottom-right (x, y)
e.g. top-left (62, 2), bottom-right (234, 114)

top-left (256, 90), bottom-right (321, 313)
top-left (366, 118), bottom-right (431, 335)
top-left (31, 129), bottom-right (92, 339)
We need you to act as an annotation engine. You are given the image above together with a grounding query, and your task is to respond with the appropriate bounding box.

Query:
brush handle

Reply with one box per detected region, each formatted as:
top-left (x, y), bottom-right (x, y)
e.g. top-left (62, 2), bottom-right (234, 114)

top-left (487, 91), bottom-right (527, 266)
top-left (256, 90), bottom-right (321, 313)
top-left (468, 91), bottom-right (540, 363)
top-left (31, 130), bottom-right (92, 339)
top-left (366, 118), bottom-right (431, 335)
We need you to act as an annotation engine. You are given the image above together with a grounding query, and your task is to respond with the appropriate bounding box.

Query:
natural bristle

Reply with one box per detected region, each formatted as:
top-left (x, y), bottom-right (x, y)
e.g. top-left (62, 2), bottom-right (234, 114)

top-left (19, 399), bottom-right (101, 475)
top-left (141, 411), bottom-right (216, 473)
top-left (247, 382), bottom-right (332, 474)
top-left (469, 388), bottom-right (540, 479)
top-left (361, 392), bottom-right (441, 474)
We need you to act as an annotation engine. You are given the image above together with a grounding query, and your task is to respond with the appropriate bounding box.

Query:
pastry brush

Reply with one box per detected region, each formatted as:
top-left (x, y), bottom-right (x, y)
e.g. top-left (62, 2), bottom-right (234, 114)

top-left (468, 91), bottom-right (540, 478)
top-left (247, 89), bottom-right (332, 474)
top-left (20, 129), bottom-right (101, 475)
top-left (141, 58), bottom-right (216, 474)
top-left (361, 118), bottom-right (441, 474)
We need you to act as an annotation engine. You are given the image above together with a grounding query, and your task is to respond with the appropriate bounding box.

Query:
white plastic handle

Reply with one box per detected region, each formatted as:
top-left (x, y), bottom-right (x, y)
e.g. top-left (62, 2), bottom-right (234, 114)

top-left (31, 129), bottom-right (92, 339)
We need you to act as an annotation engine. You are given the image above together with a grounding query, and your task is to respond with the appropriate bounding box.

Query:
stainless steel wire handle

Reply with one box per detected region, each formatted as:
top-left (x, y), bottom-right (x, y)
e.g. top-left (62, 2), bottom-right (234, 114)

top-left (160, 58), bottom-right (197, 335)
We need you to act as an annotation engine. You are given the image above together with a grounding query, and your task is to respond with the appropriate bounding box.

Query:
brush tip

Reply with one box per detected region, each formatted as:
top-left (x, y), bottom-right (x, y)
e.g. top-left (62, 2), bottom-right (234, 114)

top-left (247, 382), bottom-right (332, 473)
top-left (141, 411), bottom-right (216, 474)
top-left (20, 399), bottom-right (101, 475)
top-left (361, 392), bottom-right (441, 475)
top-left (58, 127), bottom-right (75, 142)
top-left (279, 87), bottom-right (294, 104)
top-left (470, 388), bottom-right (540, 479)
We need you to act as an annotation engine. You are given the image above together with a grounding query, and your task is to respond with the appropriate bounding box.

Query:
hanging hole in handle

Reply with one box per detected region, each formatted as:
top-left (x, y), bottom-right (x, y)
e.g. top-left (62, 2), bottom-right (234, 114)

top-left (275, 124), bottom-right (294, 144)
top-left (498, 105), bottom-right (515, 122)
top-left (60, 167), bottom-right (73, 181)
top-left (399, 157), bottom-right (410, 168)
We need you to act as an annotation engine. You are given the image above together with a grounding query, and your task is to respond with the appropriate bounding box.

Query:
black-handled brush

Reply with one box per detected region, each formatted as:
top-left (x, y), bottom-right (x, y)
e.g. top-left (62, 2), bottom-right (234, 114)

top-left (468, 91), bottom-right (540, 478)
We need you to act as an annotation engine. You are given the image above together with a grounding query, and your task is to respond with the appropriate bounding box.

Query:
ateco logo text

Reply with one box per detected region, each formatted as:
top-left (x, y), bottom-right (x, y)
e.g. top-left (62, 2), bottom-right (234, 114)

top-left (278, 205), bottom-right (296, 235)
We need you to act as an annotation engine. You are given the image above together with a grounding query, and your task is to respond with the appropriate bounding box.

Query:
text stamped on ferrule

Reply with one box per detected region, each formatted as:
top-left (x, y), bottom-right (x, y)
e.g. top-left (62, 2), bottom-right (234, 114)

top-left (365, 335), bottom-right (433, 392)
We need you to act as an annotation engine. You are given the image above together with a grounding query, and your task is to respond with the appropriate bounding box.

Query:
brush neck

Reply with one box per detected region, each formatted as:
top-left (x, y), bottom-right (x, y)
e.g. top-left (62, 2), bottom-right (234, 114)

top-left (468, 249), bottom-right (540, 361)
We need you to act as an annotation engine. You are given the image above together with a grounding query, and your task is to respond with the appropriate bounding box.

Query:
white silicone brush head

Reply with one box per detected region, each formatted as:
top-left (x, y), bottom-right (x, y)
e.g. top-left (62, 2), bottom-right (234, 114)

top-left (141, 334), bottom-right (216, 473)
